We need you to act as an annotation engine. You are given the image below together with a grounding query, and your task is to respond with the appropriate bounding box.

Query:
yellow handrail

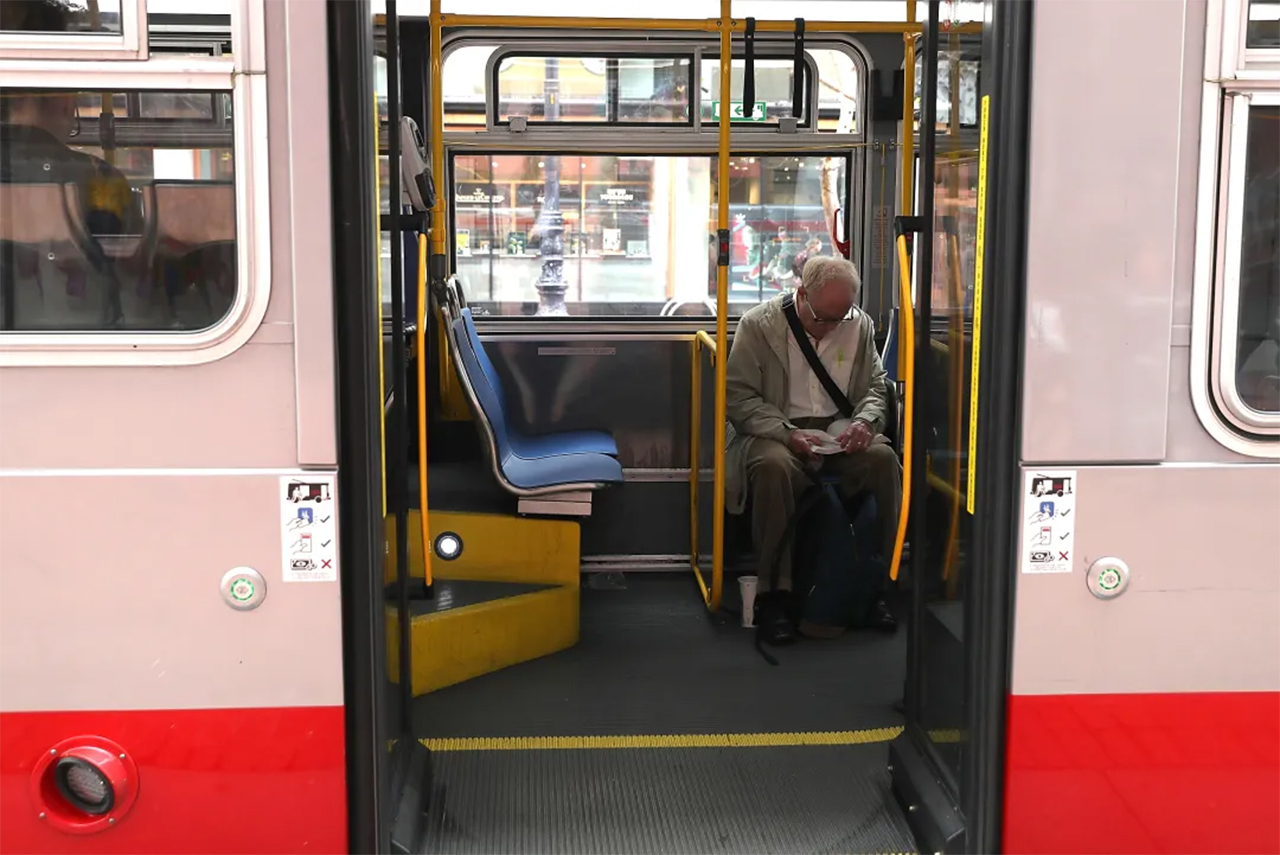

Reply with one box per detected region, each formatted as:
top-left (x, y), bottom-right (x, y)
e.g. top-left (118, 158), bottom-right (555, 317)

top-left (704, 0), bottom-right (731, 613)
top-left (890, 234), bottom-right (915, 582)
top-left (689, 330), bottom-right (717, 605)
top-left (416, 233), bottom-right (433, 588)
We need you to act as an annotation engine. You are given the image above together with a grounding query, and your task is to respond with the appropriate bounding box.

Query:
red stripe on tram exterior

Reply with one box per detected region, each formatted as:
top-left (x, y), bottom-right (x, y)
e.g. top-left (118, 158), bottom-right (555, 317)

top-left (1003, 691), bottom-right (1280, 854)
top-left (0, 706), bottom-right (347, 854)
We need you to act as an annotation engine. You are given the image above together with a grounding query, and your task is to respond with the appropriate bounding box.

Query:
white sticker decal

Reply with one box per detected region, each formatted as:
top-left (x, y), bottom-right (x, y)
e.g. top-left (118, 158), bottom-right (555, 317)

top-left (1020, 469), bottom-right (1077, 574)
top-left (280, 475), bottom-right (338, 582)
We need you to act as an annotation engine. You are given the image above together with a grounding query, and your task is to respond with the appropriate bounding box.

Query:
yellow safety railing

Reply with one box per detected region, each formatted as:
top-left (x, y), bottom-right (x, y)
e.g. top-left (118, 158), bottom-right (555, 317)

top-left (688, 330), bottom-right (718, 606)
top-left (890, 234), bottom-right (916, 583)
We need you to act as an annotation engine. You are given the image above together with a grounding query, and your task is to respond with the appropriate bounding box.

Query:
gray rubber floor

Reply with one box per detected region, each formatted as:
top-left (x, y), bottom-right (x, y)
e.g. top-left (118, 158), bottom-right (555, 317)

top-left (414, 574), bottom-right (906, 737)
top-left (423, 745), bottom-right (915, 854)
top-left (415, 574), bottom-right (914, 854)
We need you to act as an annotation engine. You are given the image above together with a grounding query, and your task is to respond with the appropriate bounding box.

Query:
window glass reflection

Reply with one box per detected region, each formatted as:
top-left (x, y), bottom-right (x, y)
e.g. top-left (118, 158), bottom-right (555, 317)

top-left (1234, 104), bottom-right (1280, 413)
top-left (451, 153), bottom-right (846, 317)
top-left (0, 0), bottom-right (122, 35)
top-left (0, 87), bottom-right (237, 332)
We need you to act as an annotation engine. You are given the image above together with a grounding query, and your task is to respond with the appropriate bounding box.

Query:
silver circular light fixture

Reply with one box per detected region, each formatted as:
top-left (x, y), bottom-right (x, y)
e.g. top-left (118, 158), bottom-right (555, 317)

top-left (433, 532), bottom-right (463, 561)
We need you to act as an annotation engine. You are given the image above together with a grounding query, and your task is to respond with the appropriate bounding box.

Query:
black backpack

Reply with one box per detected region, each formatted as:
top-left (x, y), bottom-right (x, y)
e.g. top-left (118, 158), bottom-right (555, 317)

top-left (787, 487), bottom-right (885, 631)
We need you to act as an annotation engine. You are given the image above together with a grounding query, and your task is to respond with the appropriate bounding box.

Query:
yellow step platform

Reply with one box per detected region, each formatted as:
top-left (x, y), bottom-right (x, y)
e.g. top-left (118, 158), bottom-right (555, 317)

top-left (385, 509), bottom-right (581, 695)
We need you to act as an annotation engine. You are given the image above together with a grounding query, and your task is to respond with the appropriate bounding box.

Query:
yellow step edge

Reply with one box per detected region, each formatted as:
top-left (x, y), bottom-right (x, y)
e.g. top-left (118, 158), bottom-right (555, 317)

top-left (420, 726), bottom-right (905, 752)
top-left (387, 583), bottom-right (579, 695)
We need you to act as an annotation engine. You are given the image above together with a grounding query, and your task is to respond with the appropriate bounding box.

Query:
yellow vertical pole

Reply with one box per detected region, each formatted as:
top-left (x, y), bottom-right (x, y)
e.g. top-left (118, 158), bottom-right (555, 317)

top-left (709, 0), bottom-right (732, 612)
top-left (375, 107), bottom-right (387, 520)
top-left (413, 0), bottom-right (447, 587)
top-left (416, 233), bottom-right (432, 587)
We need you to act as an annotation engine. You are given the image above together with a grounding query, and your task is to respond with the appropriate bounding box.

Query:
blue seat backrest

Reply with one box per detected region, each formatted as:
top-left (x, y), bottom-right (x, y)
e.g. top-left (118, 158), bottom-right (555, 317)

top-left (460, 308), bottom-right (508, 404)
top-left (451, 314), bottom-right (513, 462)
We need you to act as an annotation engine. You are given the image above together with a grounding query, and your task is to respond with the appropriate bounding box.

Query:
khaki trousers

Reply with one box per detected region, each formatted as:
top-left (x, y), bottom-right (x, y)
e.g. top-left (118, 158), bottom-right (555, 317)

top-left (745, 416), bottom-right (902, 593)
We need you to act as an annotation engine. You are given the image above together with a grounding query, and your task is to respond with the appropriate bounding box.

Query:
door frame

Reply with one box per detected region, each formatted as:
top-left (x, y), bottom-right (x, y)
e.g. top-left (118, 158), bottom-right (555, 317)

top-left (889, 1), bottom-right (1035, 852)
top-left (328, 0), bottom-right (393, 851)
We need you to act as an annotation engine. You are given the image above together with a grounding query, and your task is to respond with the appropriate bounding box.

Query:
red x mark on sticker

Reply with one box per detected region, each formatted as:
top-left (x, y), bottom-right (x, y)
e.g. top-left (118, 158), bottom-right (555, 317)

top-left (1059, 551), bottom-right (1069, 561)
top-left (321, 559), bottom-right (333, 569)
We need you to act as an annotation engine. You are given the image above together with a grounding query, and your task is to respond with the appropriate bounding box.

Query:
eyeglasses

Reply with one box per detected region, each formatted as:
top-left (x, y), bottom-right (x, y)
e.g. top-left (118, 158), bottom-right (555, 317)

top-left (802, 293), bottom-right (852, 326)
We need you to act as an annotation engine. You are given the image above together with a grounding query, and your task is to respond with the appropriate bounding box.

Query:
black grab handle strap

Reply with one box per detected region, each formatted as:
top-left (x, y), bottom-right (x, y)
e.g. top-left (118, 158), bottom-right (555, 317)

top-left (792, 18), bottom-right (805, 121)
top-left (782, 293), bottom-right (854, 419)
top-left (743, 18), bottom-right (756, 118)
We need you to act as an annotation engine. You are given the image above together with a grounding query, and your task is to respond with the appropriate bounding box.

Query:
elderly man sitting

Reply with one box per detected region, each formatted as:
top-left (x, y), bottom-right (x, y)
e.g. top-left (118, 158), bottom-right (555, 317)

top-left (724, 256), bottom-right (901, 645)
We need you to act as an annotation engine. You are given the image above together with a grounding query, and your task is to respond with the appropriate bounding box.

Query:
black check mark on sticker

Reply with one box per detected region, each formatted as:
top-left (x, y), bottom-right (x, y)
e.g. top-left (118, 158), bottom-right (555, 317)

top-left (320, 515), bottom-right (331, 523)
top-left (1059, 510), bottom-right (1071, 517)
top-left (321, 539), bottom-right (332, 547)
top-left (1059, 532), bottom-right (1070, 540)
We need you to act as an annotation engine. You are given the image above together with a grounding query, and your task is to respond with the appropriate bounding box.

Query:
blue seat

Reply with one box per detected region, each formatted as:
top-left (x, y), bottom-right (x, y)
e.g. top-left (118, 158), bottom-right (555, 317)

top-left (450, 311), bottom-right (623, 493)
top-left (458, 309), bottom-right (619, 459)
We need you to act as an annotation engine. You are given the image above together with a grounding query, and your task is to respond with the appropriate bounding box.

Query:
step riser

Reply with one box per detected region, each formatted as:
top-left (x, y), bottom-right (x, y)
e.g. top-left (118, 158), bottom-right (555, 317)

top-left (387, 586), bottom-right (579, 696)
top-left (385, 509), bottom-right (580, 586)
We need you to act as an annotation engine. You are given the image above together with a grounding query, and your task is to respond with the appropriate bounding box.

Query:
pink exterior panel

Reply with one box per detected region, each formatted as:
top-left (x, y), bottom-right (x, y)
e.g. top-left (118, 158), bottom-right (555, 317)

top-left (0, 472), bottom-right (345, 712)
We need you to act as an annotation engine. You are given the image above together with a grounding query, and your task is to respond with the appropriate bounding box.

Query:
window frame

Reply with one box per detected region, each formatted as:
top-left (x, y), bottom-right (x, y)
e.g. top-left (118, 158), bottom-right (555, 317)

top-left (0, 0), bottom-right (149, 61)
top-left (0, 0), bottom-right (271, 367)
top-left (1191, 0), bottom-right (1280, 455)
top-left (489, 50), bottom-right (698, 129)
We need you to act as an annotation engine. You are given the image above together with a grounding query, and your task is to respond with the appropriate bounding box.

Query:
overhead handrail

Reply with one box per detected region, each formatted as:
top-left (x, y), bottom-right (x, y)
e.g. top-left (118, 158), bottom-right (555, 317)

top-left (432, 13), bottom-right (980, 34)
top-left (890, 230), bottom-right (916, 583)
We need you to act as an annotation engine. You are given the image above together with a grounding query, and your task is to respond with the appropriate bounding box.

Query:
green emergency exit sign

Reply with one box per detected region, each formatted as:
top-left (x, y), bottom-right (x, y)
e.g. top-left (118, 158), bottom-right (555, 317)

top-left (712, 101), bottom-right (768, 122)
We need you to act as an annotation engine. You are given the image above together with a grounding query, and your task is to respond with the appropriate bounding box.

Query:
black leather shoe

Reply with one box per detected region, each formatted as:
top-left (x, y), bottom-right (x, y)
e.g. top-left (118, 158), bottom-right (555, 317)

top-left (869, 598), bottom-right (898, 633)
top-left (755, 592), bottom-right (797, 646)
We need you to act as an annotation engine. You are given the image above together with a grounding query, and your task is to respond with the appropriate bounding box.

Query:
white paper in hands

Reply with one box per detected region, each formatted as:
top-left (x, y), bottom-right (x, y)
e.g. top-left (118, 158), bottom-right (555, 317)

top-left (795, 428), bottom-right (844, 455)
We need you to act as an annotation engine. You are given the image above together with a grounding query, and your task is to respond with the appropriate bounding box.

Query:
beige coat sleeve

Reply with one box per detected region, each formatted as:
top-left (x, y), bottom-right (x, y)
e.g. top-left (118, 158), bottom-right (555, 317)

top-left (725, 315), bottom-right (795, 445)
top-left (851, 321), bottom-right (889, 432)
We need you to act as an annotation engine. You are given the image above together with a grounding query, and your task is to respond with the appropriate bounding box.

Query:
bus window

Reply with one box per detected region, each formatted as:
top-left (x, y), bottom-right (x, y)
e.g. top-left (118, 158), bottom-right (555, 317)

top-left (495, 54), bottom-right (694, 126)
top-left (1231, 102), bottom-right (1280, 416)
top-left (702, 57), bottom-right (808, 126)
top-left (0, 87), bottom-right (237, 332)
top-left (450, 152), bottom-right (847, 317)
top-left (1247, 0), bottom-right (1280, 49)
top-left (442, 45), bottom-right (491, 132)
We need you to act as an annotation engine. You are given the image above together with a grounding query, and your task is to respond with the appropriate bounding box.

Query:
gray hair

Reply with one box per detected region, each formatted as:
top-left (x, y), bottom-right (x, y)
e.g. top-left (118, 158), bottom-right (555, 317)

top-left (800, 255), bottom-right (861, 303)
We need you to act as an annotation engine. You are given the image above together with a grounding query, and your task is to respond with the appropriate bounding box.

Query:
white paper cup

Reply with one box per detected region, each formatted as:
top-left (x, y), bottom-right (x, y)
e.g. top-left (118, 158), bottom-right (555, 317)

top-left (739, 575), bottom-right (758, 628)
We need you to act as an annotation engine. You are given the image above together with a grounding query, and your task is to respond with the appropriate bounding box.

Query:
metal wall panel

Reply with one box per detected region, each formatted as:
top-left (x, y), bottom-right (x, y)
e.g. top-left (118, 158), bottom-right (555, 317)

top-left (1021, 0), bottom-right (1185, 463)
top-left (0, 474), bottom-right (345, 711)
top-left (1009, 464), bottom-right (1280, 696)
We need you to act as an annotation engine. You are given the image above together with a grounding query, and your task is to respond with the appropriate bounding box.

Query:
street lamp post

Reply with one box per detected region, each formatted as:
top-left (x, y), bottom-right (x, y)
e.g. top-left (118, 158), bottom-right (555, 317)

top-left (535, 58), bottom-right (568, 315)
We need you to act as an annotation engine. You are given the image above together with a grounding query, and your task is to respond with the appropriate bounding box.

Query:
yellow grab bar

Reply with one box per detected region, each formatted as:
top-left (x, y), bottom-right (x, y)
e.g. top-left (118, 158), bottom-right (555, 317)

top-left (890, 234), bottom-right (915, 583)
top-left (703, 0), bottom-right (732, 613)
top-left (689, 330), bottom-right (718, 605)
top-left (415, 233), bottom-right (433, 589)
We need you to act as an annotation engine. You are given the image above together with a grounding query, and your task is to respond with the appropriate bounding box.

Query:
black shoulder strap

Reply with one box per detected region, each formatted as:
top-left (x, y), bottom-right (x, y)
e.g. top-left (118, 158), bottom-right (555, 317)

top-left (782, 293), bottom-right (854, 419)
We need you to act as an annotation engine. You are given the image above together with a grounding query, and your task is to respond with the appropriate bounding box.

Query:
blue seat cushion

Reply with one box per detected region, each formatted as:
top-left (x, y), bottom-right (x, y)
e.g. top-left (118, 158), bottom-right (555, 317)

top-left (502, 450), bottom-right (624, 491)
top-left (460, 308), bottom-right (618, 458)
top-left (452, 316), bottom-right (623, 490)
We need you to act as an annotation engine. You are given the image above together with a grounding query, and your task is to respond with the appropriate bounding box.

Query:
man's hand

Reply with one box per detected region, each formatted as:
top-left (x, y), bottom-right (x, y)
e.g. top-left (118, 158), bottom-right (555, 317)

top-left (787, 429), bottom-right (820, 463)
top-left (838, 419), bottom-right (874, 453)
